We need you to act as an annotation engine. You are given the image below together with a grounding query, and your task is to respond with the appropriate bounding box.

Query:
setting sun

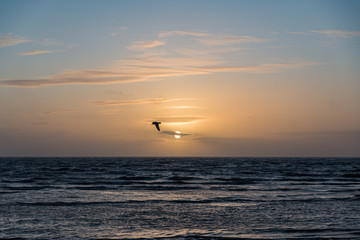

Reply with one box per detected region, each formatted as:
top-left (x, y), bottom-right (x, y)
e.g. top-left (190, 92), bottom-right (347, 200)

top-left (174, 131), bottom-right (181, 139)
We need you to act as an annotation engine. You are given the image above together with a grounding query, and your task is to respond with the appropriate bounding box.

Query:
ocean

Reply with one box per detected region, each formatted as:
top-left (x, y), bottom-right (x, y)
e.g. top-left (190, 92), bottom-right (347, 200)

top-left (0, 157), bottom-right (359, 239)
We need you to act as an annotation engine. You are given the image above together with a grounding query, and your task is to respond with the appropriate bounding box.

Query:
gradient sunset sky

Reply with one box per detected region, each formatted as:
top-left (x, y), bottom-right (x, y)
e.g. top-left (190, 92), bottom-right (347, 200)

top-left (1, 0), bottom-right (359, 156)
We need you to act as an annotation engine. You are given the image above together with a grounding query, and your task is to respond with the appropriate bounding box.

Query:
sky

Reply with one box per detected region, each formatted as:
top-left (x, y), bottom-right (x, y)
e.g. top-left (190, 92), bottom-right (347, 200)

top-left (0, 0), bottom-right (359, 157)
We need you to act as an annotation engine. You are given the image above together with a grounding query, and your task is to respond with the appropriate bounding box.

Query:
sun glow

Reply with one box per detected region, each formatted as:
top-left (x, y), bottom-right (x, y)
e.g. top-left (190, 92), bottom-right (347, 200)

top-left (174, 131), bottom-right (181, 139)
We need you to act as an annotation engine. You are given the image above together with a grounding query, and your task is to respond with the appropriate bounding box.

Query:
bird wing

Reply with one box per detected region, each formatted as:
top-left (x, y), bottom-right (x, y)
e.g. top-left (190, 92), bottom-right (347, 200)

top-left (155, 124), bottom-right (160, 131)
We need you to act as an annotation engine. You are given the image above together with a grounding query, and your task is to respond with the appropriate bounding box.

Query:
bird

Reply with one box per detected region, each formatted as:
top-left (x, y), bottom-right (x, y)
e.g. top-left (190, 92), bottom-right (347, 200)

top-left (152, 121), bottom-right (161, 131)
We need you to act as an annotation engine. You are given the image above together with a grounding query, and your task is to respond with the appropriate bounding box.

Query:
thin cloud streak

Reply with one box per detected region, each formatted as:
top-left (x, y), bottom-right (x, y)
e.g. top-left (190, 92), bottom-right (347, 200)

top-left (0, 33), bottom-right (31, 48)
top-left (167, 106), bottom-right (206, 109)
top-left (160, 131), bottom-right (191, 136)
top-left (127, 40), bottom-right (165, 51)
top-left (287, 31), bottom-right (313, 36)
top-left (288, 30), bottom-right (360, 38)
top-left (158, 30), bottom-right (209, 38)
top-left (159, 31), bottom-right (266, 46)
top-left (158, 116), bottom-right (206, 124)
top-left (311, 30), bottom-right (360, 38)
top-left (18, 50), bottom-right (52, 56)
top-left (200, 62), bottom-right (321, 73)
top-left (0, 76), bottom-right (141, 87)
top-left (271, 130), bottom-right (360, 137)
top-left (43, 108), bottom-right (77, 115)
top-left (93, 98), bottom-right (193, 107)
top-left (0, 61), bottom-right (319, 87)
top-left (197, 34), bottom-right (266, 46)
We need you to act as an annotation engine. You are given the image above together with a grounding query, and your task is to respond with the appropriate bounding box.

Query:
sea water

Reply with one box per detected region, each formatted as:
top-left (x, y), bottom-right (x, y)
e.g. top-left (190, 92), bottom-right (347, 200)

top-left (0, 157), bottom-right (359, 239)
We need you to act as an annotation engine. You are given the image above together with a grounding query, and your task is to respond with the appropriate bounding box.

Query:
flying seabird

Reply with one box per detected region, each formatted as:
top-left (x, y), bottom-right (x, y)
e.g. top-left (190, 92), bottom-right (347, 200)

top-left (152, 121), bottom-right (161, 131)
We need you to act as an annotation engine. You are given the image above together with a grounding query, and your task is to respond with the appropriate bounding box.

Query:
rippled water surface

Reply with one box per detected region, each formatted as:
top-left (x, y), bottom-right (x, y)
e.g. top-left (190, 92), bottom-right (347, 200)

top-left (1, 157), bottom-right (359, 239)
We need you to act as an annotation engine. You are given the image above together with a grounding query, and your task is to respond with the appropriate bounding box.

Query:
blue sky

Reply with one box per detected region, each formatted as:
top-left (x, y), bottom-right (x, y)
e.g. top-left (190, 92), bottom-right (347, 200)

top-left (0, 0), bottom-right (359, 156)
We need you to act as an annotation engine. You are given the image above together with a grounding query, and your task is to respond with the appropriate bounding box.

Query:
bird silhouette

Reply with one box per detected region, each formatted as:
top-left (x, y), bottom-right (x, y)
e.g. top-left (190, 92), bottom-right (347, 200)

top-left (152, 122), bottom-right (161, 131)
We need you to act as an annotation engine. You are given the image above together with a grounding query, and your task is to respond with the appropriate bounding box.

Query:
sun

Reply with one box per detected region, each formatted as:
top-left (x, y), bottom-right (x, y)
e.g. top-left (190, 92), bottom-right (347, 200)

top-left (174, 131), bottom-right (181, 139)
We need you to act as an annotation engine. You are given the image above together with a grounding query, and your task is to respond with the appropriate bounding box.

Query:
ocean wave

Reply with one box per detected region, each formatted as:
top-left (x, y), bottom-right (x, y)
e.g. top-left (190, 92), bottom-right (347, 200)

top-left (214, 177), bottom-right (258, 185)
top-left (2, 186), bottom-right (52, 191)
top-left (93, 237), bottom-right (254, 240)
top-left (69, 186), bottom-right (119, 190)
top-left (14, 201), bottom-right (110, 206)
top-left (0, 238), bottom-right (27, 240)
top-left (1, 157), bottom-right (359, 240)
top-left (342, 173), bottom-right (360, 178)
top-left (2, 178), bottom-right (37, 183)
top-left (130, 185), bottom-right (202, 191)
top-left (10, 196), bottom-right (256, 206)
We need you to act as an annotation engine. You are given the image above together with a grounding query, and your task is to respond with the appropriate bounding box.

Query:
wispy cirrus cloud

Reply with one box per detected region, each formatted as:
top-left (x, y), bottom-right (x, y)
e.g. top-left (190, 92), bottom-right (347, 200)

top-left (0, 58), bottom-right (319, 87)
top-left (43, 108), bottom-right (77, 115)
top-left (18, 50), bottom-right (53, 56)
top-left (159, 30), bottom-right (266, 46)
top-left (0, 30), bottom-right (319, 88)
top-left (200, 62), bottom-right (320, 73)
top-left (197, 34), bottom-right (266, 46)
top-left (158, 30), bottom-right (209, 38)
top-left (0, 33), bottom-right (70, 56)
top-left (286, 31), bottom-right (312, 36)
top-left (0, 70), bottom-right (141, 87)
top-left (288, 30), bottom-right (360, 38)
top-left (93, 97), bottom-right (191, 107)
top-left (271, 130), bottom-right (360, 137)
top-left (127, 40), bottom-right (165, 51)
top-left (0, 33), bottom-right (31, 48)
top-left (167, 106), bottom-right (206, 109)
top-left (311, 30), bottom-right (360, 38)
top-left (158, 116), bottom-right (206, 124)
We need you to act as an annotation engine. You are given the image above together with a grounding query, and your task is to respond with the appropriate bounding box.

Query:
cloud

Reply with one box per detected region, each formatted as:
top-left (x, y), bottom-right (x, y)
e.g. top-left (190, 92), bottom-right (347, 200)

top-left (311, 30), bottom-right (360, 38)
top-left (272, 130), bottom-right (360, 138)
top-left (172, 47), bottom-right (209, 56)
top-left (194, 133), bottom-right (360, 157)
top-left (43, 108), bottom-right (77, 115)
top-left (0, 33), bottom-right (31, 48)
top-left (120, 56), bottom-right (222, 68)
top-left (0, 69), bottom-right (142, 87)
top-left (158, 116), bottom-right (205, 124)
top-left (0, 60), bottom-right (319, 87)
top-left (167, 106), bottom-right (206, 109)
top-left (173, 47), bottom-right (248, 56)
top-left (0, 77), bottom-right (139, 87)
top-left (18, 50), bottom-right (52, 56)
top-left (159, 30), bottom-right (209, 38)
top-left (159, 30), bottom-right (266, 46)
top-left (200, 62), bottom-right (320, 73)
top-left (127, 40), bottom-right (165, 51)
top-left (0, 30), bottom-right (318, 88)
top-left (288, 30), bottom-right (360, 38)
top-left (93, 98), bottom-right (190, 106)
top-left (160, 131), bottom-right (191, 136)
top-left (109, 26), bottom-right (128, 37)
top-left (287, 31), bottom-right (312, 36)
top-left (197, 34), bottom-right (266, 46)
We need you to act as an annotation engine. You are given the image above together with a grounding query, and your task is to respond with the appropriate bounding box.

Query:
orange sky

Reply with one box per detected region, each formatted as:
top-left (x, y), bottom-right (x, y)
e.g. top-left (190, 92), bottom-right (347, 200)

top-left (1, 0), bottom-right (359, 156)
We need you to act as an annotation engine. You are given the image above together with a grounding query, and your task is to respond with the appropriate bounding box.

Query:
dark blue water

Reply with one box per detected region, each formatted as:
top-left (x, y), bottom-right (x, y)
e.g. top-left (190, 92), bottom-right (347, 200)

top-left (0, 157), bottom-right (359, 239)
